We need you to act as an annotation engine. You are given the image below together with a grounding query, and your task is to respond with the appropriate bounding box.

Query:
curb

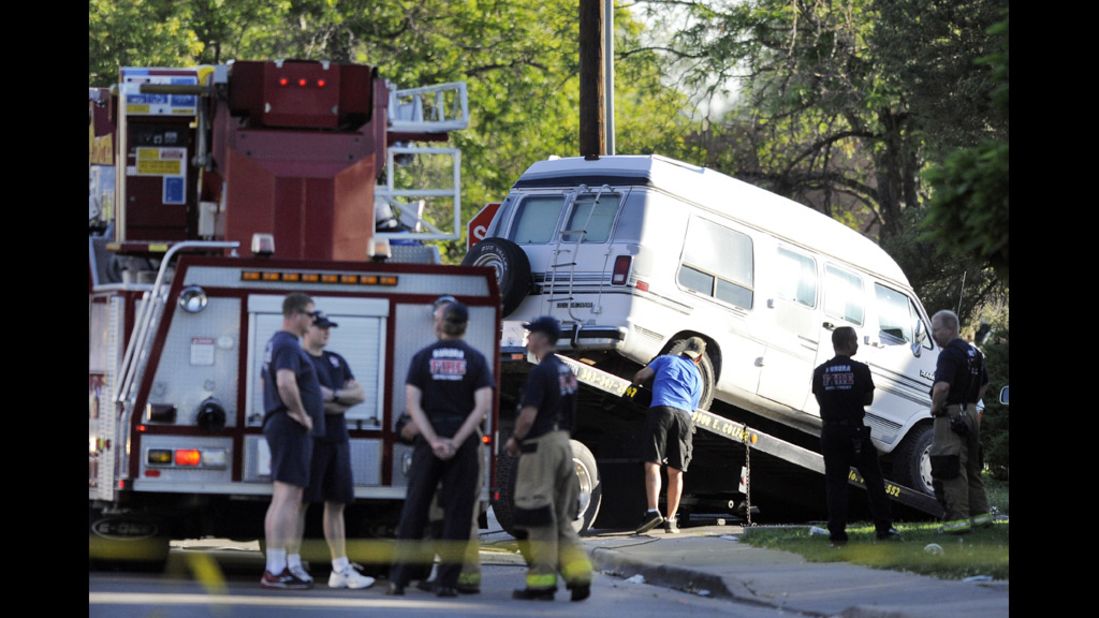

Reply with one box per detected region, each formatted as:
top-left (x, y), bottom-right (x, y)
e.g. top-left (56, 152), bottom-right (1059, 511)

top-left (586, 544), bottom-right (965, 618)
top-left (588, 545), bottom-right (817, 614)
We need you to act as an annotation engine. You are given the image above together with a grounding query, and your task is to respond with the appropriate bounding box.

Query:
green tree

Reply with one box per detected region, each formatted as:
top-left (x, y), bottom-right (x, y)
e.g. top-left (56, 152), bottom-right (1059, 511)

top-left (90, 1), bottom-right (696, 262)
top-left (919, 15), bottom-right (1008, 278)
top-left (633, 0), bottom-right (1006, 246)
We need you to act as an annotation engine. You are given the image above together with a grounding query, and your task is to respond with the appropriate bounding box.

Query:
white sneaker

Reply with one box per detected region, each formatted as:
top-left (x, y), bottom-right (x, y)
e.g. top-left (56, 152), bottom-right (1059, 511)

top-left (288, 563), bottom-right (313, 583)
top-left (329, 563), bottom-right (376, 590)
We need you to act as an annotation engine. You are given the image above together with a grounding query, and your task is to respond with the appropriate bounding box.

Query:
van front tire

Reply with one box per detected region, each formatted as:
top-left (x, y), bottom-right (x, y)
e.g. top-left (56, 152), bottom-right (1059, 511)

top-left (892, 423), bottom-right (935, 495)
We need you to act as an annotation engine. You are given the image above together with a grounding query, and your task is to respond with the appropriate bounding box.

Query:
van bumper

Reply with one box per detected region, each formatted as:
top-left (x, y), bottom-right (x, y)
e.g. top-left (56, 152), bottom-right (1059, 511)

top-left (499, 323), bottom-right (626, 358)
top-left (557, 325), bottom-right (627, 350)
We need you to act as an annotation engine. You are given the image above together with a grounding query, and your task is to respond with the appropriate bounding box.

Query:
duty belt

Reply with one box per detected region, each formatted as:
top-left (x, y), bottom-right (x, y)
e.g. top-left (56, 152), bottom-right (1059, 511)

top-left (822, 418), bottom-right (863, 427)
top-left (518, 424), bottom-right (563, 453)
top-left (936, 403), bottom-right (974, 416)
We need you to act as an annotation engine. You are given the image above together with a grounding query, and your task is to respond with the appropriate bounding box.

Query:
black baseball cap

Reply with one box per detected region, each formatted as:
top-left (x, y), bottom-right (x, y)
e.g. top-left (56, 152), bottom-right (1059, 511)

top-left (523, 316), bottom-right (561, 342)
top-left (313, 310), bottom-right (338, 329)
top-left (433, 294), bottom-right (458, 309)
top-left (442, 301), bottom-right (469, 324)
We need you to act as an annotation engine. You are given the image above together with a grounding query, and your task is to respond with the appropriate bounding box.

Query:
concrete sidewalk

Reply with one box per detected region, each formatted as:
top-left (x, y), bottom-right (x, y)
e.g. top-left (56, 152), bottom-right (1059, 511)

top-left (582, 526), bottom-right (1008, 618)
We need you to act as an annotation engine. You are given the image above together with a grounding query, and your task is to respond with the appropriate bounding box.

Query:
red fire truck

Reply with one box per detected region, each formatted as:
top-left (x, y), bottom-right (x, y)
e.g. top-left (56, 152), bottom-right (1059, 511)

top-left (88, 60), bottom-right (495, 569)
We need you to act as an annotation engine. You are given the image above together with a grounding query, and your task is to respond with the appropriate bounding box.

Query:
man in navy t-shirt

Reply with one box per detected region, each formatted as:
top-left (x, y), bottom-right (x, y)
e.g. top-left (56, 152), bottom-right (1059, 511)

top-left (287, 310), bottom-right (375, 590)
top-left (259, 293), bottom-right (324, 590)
top-left (929, 309), bottom-right (991, 534)
top-left (505, 316), bottom-right (593, 602)
top-left (387, 301), bottom-right (493, 597)
top-left (632, 337), bottom-right (706, 534)
top-left (812, 326), bottom-right (898, 545)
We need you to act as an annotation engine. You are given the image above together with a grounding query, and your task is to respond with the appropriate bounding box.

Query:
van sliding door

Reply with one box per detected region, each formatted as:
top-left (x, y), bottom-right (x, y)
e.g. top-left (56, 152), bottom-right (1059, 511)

top-left (757, 247), bottom-right (820, 411)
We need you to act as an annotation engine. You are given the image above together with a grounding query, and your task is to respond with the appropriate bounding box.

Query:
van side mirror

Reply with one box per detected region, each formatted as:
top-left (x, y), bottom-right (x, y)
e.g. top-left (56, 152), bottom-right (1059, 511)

top-left (910, 319), bottom-right (926, 357)
top-left (999, 385), bottom-right (1009, 406)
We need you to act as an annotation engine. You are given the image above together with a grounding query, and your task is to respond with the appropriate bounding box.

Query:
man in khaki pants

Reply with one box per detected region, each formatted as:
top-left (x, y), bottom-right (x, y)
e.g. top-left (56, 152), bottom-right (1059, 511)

top-left (929, 310), bottom-right (992, 534)
top-left (505, 316), bottom-right (592, 602)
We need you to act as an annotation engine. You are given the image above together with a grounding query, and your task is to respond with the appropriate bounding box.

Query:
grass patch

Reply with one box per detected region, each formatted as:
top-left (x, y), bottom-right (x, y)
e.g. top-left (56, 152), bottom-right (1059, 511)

top-left (742, 521), bottom-right (1009, 580)
top-left (983, 474), bottom-right (1009, 514)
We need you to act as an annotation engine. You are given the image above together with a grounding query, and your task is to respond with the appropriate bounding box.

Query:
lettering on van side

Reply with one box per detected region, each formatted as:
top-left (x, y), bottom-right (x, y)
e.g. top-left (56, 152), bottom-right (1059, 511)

top-left (556, 302), bottom-right (594, 309)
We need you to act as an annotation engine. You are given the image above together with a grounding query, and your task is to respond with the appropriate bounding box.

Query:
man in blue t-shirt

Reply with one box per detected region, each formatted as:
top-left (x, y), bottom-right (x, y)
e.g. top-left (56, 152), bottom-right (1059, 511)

top-left (631, 337), bottom-right (706, 534)
top-left (259, 293), bottom-right (325, 590)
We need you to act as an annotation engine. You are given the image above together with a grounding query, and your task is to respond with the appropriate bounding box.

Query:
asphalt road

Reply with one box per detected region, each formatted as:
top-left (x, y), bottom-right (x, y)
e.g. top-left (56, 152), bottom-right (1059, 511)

top-left (89, 538), bottom-right (802, 617)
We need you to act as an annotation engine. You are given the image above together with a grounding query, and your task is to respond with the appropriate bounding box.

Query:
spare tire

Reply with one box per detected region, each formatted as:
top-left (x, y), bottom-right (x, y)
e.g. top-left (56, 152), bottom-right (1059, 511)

top-left (462, 237), bottom-right (532, 317)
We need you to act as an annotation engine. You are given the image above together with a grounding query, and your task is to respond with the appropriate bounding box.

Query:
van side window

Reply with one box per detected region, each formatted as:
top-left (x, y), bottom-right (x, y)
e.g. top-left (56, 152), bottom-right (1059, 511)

top-left (824, 265), bottom-right (864, 325)
top-left (563, 193), bottom-right (621, 243)
top-left (509, 195), bottom-right (565, 244)
top-left (775, 248), bottom-right (817, 308)
top-left (874, 284), bottom-right (914, 345)
top-left (678, 217), bottom-right (754, 309)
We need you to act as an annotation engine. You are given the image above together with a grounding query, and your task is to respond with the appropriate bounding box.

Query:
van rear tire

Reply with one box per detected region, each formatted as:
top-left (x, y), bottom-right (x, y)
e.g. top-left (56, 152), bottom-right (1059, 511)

top-left (667, 338), bottom-right (716, 411)
top-left (462, 237), bottom-right (532, 317)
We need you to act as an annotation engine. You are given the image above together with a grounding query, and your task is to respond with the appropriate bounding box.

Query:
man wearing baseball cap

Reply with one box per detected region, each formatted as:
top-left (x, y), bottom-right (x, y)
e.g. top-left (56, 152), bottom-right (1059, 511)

top-left (632, 336), bottom-right (706, 534)
top-left (388, 299), bottom-right (493, 597)
top-left (287, 310), bottom-right (375, 589)
top-left (506, 316), bottom-right (592, 602)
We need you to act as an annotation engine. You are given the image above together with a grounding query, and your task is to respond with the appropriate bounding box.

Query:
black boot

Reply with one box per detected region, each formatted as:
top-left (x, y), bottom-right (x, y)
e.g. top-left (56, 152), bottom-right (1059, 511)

top-left (512, 587), bottom-right (557, 601)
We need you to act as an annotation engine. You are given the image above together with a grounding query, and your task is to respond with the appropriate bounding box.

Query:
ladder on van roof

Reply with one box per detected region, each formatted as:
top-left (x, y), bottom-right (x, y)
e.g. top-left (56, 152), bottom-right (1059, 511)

top-left (541, 353), bottom-right (945, 518)
top-left (543, 184), bottom-right (614, 328)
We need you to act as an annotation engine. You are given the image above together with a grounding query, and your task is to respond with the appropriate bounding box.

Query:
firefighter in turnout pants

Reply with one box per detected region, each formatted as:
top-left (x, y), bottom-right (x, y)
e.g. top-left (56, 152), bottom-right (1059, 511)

top-left (505, 316), bottom-right (593, 602)
top-left (929, 309), bottom-right (993, 534)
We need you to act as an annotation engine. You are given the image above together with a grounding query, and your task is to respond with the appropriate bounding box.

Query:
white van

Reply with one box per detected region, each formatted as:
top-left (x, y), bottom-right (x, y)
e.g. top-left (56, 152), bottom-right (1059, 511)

top-left (465, 154), bottom-right (940, 495)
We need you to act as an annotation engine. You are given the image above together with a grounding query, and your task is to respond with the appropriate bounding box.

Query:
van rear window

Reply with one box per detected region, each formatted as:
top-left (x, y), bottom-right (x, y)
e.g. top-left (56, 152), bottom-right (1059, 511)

top-left (563, 194), bottom-right (620, 243)
top-left (510, 195), bottom-right (565, 244)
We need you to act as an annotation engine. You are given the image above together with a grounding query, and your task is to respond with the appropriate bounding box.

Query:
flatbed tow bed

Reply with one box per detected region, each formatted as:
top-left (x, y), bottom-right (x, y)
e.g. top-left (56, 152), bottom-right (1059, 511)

top-left (503, 352), bottom-right (943, 521)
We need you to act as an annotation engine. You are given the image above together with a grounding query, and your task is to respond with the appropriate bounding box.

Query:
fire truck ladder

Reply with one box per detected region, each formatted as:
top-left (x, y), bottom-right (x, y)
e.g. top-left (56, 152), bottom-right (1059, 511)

top-left (539, 353), bottom-right (944, 518)
top-left (376, 82), bottom-right (470, 243)
top-left (113, 241), bottom-right (239, 489)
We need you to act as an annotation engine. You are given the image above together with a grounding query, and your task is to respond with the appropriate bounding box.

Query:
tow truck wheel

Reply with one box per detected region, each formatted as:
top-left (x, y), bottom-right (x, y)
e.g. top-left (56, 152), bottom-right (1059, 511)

top-left (491, 452), bottom-right (520, 536)
top-left (569, 440), bottom-right (602, 536)
top-left (461, 237), bottom-right (532, 317)
top-left (491, 440), bottom-right (603, 538)
top-left (893, 423), bottom-right (935, 495)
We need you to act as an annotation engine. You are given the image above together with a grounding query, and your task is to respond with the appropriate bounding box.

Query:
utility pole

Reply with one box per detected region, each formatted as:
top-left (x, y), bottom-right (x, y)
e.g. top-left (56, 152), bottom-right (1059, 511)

top-left (604, 0), bottom-right (615, 155)
top-left (579, 0), bottom-right (605, 157)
